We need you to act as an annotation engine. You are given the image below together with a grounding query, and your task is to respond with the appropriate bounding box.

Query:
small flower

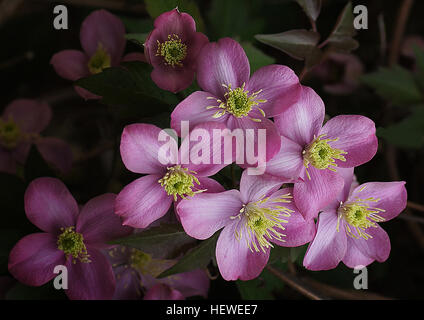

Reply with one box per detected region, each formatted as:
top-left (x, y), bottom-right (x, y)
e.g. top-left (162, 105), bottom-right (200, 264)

top-left (115, 122), bottom-right (230, 229)
top-left (264, 86), bottom-right (378, 220)
top-left (177, 170), bottom-right (316, 281)
top-left (50, 9), bottom-right (146, 100)
top-left (0, 99), bottom-right (72, 174)
top-left (144, 8), bottom-right (209, 93)
top-left (171, 37), bottom-right (302, 162)
top-left (303, 168), bottom-right (407, 271)
top-left (8, 178), bottom-right (132, 300)
top-left (107, 246), bottom-right (209, 300)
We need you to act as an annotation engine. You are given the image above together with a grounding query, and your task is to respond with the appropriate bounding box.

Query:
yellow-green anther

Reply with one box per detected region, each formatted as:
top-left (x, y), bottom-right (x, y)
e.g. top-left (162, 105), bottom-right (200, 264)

top-left (156, 34), bottom-right (187, 67)
top-left (0, 118), bottom-right (21, 149)
top-left (57, 226), bottom-right (90, 263)
top-left (88, 43), bottom-right (111, 74)
top-left (158, 165), bottom-right (204, 201)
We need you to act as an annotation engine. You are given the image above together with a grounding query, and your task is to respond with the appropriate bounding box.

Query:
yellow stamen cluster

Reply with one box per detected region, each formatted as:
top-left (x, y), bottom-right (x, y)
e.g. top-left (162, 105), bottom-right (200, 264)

top-left (158, 165), bottom-right (205, 201)
top-left (232, 193), bottom-right (293, 253)
top-left (156, 34), bottom-right (187, 67)
top-left (303, 134), bottom-right (347, 180)
top-left (57, 226), bottom-right (90, 263)
top-left (206, 83), bottom-right (267, 121)
top-left (337, 188), bottom-right (385, 240)
top-left (88, 43), bottom-right (111, 74)
top-left (0, 117), bottom-right (22, 149)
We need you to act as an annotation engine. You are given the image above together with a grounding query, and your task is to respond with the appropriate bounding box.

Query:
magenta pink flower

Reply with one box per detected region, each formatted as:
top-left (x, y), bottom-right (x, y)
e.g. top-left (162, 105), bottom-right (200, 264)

top-left (50, 9), bottom-right (145, 100)
top-left (303, 168), bottom-right (407, 270)
top-left (144, 8), bottom-right (209, 93)
top-left (108, 246), bottom-right (209, 300)
top-left (265, 86), bottom-right (378, 220)
top-left (0, 99), bottom-right (72, 174)
top-left (171, 37), bottom-right (301, 162)
top-left (177, 170), bottom-right (316, 281)
top-left (115, 122), bottom-right (231, 229)
top-left (8, 177), bottom-right (132, 300)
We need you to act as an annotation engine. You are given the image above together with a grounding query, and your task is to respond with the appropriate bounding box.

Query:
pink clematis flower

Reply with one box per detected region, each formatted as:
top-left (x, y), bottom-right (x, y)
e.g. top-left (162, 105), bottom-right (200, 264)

top-left (171, 37), bottom-right (301, 163)
top-left (51, 9), bottom-right (145, 100)
top-left (115, 122), bottom-right (231, 229)
top-left (8, 177), bottom-right (132, 300)
top-left (108, 246), bottom-right (209, 300)
top-left (0, 99), bottom-right (72, 174)
top-left (144, 8), bottom-right (209, 93)
top-left (177, 170), bottom-right (316, 281)
top-left (303, 168), bottom-right (407, 270)
top-left (265, 86), bottom-right (378, 220)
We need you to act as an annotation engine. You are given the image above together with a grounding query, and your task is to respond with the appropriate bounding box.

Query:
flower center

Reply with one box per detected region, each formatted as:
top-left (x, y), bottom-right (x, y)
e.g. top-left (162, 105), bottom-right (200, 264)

top-left (0, 118), bottom-right (22, 149)
top-left (57, 227), bottom-right (90, 263)
top-left (156, 34), bottom-right (187, 67)
top-left (302, 134), bottom-right (347, 179)
top-left (206, 83), bottom-right (267, 121)
top-left (88, 43), bottom-right (111, 74)
top-left (158, 165), bottom-right (204, 201)
top-left (337, 193), bottom-right (386, 240)
top-left (232, 193), bottom-right (293, 253)
top-left (130, 249), bottom-right (152, 274)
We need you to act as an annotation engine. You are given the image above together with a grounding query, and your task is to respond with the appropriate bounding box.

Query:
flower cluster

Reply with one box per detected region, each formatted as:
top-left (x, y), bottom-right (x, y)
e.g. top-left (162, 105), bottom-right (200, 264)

top-left (6, 8), bottom-right (407, 300)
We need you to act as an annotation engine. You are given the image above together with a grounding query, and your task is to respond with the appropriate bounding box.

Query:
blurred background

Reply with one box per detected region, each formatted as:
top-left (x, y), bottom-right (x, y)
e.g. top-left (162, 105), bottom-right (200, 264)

top-left (1, 0), bottom-right (423, 300)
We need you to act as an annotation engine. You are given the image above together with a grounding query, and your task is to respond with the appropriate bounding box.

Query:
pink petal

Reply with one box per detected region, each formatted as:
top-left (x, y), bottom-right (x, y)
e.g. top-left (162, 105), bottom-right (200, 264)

top-left (264, 136), bottom-right (304, 181)
top-left (162, 269), bottom-right (209, 298)
top-left (197, 177), bottom-right (225, 193)
top-left (239, 169), bottom-right (283, 203)
top-left (274, 86), bottom-right (324, 147)
top-left (216, 221), bottom-right (270, 281)
top-left (76, 193), bottom-right (132, 245)
top-left (3, 99), bottom-right (52, 134)
top-left (293, 166), bottom-right (345, 220)
top-left (144, 283), bottom-right (184, 300)
top-left (153, 9), bottom-right (196, 39)
top-left (303, 210), bottom-right (347, 271)
top-left (120, 123), bottom-right (168, 175)
top-left (270, 188), bottom-right (316, 247)
top-left (151, 64), bottom-right (195, 93)
top-left (0, 148), bottom-right (16, 174)
top-left (323, 167), bottom-right (355, 211)
top-left (246, 65), bottom-right (301, 117)
top-left (115, 175), bottom-right (173, 229)
top-left (66, 248), bottom-right (115, 300)
top-left (74, 86), bottom-right (102, 100)
top-left (342, 235), bottom-right (374, 268)
top-left (184, 32), bottom-right (209, 67)
top-left (197, 38), bottom-right (250, 98)
top-left (171, 91), bottom-right (228, 135)
top-left (8, 233), bottom-right (65, 286)
top-left (80, 9), bottom-right (126, 65)
top-left (112, 266), bottom-right (141, 299)
top-left (35, 137), bottom-right (73, 173)
top-left (24, 177), bottom-right (79, 234)
top-left (349, 181), bottom-right (407, 221)
top-left (177, 190), bottom-right (243, 240)
top-left (319, 115), bottom-right (378, 168)
top-left (50, 50), bottom-right (89, 81)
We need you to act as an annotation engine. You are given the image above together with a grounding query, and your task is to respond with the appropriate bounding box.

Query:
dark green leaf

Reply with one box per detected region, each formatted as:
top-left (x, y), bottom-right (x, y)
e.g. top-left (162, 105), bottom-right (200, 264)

top-left (76, 62), bottom-right (179, 113)
top-left (413, 45), bottom-right (424, 89)
top-left (242, 41), bottom-right (276, 73)
top-left (362, 66), bottom-right (423, 105)
top-left (109, 224), bottom-right (195, 258)
top-left (268, 246), bottom-right (290, 265)
top-left (295, 0), bottom-right (321, 21)
top-left (255, 29), bottom-right (322, 68)
top-left (144, 0), bottom-right (205, 32)
top-left (326, 1), bottom-right (358, 52)
top-left (120, 17), bottom-right (153, 33)
top-left (158, 231), bottom-right (220, 278)
top-left (24, 145), bottom-right (55, 182)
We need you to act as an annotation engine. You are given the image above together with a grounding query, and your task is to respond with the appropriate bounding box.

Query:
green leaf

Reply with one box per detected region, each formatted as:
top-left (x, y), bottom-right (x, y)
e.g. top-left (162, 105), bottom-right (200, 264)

top-left (378, 107), bottom-right (424, 149)
top-left (255, 29), bottom-right (322, 68)
top-left (120, 17), bottom-right (153, 33)
top-left (24, 145), bottom-right (56, 182)
top-left (295, 0), bottom-right (321, 21)
top-left (413, 45), bottom-right (424, 89)
top-left (109, 224), bottom-right (195, 258)
top-left (268, 246), bottom-right (290, 265)
top-left (241, 41), bottom-right (276, 73)
top-left (125, 33), bottom-right (149, 46)
top-left (76, 62), bottom-right (179, 113)
top-left (158, 231), bottom-right (219, 278)
top-left (361, 65), bottom-right (423, 105)
top-left (326, 1), bottom-right (358, 52)
top-left (144, 0), bottom-right (205, 32)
